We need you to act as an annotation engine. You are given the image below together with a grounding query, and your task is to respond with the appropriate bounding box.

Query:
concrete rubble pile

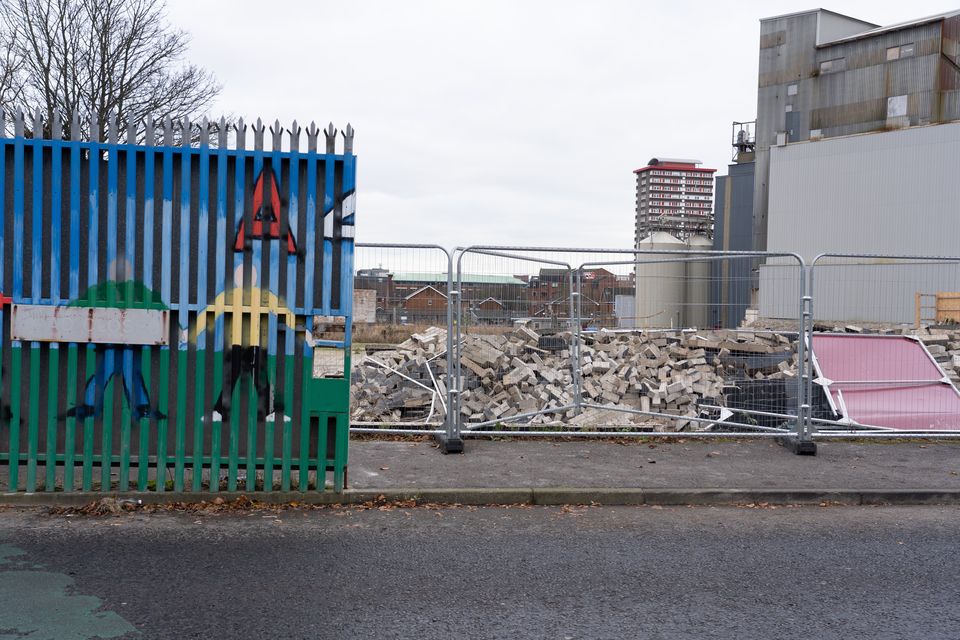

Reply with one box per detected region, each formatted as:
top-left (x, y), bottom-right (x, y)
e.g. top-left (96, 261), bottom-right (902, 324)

top-left (351, 327), bottom-right (450, 424)
top-left (917, 330), bottom-right (960, 386)
top-left (351, 324), bottom-right (799, 431)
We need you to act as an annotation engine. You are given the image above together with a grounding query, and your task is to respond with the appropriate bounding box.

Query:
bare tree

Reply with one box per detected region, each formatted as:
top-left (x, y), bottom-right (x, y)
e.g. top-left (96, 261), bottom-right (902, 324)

top-left (0, 22), bottom-right (24, 114)
top-left (0, 0), bottom-right (220, 138)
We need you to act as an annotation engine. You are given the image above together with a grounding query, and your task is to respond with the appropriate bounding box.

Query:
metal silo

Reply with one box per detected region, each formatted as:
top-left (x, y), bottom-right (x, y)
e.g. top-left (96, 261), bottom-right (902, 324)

top-left (635, 232), bottom-right (686, 328)
top-left (684, 234), bottom-right (713, 328)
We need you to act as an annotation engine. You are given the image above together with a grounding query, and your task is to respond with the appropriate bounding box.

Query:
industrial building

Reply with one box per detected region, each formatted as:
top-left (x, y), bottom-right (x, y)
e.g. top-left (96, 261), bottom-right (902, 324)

top-left (710, 8), bottom-right (960, 325)
top-left (711, 122), bottom-right (757, 328)
top-left (633, 158), bottom-right (716, 245)
top-left (752, 8), bottom-right (960, 254)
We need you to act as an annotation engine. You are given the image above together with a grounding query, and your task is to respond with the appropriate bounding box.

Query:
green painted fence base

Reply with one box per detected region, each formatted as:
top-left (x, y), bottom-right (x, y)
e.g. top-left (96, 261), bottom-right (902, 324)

top-left (2, 353), bottom-right (351, 494)
top-left (302, 358), bottom-right (351, 494)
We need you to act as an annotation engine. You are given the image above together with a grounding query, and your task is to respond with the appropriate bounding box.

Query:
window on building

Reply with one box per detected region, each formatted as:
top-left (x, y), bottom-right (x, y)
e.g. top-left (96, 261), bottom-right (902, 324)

top-left (819, 57), bottom-right (845, 73)
top-left (888, 43), bottom-right (915, 60)
top-left (887, 94), bottom-right (908, 118)
top-left (787, 84), bottom-right (798, 96)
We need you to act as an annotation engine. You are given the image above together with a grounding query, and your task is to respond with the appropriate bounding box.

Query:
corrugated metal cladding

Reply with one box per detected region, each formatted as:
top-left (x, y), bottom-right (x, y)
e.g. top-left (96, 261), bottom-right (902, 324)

top-left (752, 9), bottom-right (960, 252)
top-left (810, 23), bottom-right (945, 136)
top-left (753, 10), bottom-right (822, 251)
top-left (759, 121), bottom-right (960, 323)
top-left (767, 121), bottom-right (960, 259)
top-left (761, 262), bottom-right (960, 324)
top-left (777, 19), bottom-right (955, 143)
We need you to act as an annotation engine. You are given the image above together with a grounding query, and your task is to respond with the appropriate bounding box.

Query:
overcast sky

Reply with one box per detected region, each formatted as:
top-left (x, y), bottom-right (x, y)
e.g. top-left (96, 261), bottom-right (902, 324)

top-left (166, 1), bottom-right (955, 251)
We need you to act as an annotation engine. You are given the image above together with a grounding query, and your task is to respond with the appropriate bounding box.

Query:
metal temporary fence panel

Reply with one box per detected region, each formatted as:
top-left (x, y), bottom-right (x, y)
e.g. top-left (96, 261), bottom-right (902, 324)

top-left (453, 247), bottom-right (580, 434)
top-left (574, 250), bottom-right (810, 437)
top-left (350, 244), bottom-right (456, 438)
top-left (441, 246), bottom-right (812, 443)
top-left (0, 110), bottom-right (356, 493)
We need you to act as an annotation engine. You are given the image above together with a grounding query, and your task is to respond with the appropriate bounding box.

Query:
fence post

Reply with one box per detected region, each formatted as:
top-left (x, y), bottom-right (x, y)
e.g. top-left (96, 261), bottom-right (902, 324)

top-left (571, 267), bottom-right (583, 414)
top-left (805, 261), bottom-right (818, 443)
top-left (781, 260), bottom-right (817, 455)
top-left (439, 247), bottom-right (464, 453)
top-left (803, 281), bottom-right (815, 442)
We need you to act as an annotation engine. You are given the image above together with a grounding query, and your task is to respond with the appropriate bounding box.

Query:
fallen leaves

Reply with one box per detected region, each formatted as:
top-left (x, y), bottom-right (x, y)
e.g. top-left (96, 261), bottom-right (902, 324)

top-left (44, 493), bottom-right (494, 518)
top-left (48, 495), bottom-right (276, 517)
top-left (559, 505), bottom-right (587, 517)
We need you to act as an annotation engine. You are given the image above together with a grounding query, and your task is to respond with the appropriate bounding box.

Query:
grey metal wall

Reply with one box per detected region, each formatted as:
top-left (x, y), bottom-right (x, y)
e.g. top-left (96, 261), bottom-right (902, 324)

top-left (817, 11), bottom-right (878, 44)
top-left (760, 262), bottom-right (960, 324)
top-left (759, 120), bottom-right (960, 323)
top-left (767, 121), bottom-right (960, 259)
top-left (711, 161), bottom-right (755, 328)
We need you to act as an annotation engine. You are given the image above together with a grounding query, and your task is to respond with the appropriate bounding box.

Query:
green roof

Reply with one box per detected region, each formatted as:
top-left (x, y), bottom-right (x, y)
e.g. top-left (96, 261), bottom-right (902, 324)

top-left (391, 272), bottom-right (527, 286)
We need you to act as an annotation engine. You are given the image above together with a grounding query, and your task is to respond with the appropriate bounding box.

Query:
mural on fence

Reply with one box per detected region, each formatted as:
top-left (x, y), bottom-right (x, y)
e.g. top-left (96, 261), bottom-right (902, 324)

top-left (67, 277), bottom-right (168, 421)
top-left (193, 167), bottom-right (300, 423)
top-left (0, 110), bottom-right (356, 494)
top-left (234, 169), bottom-right (298, 253)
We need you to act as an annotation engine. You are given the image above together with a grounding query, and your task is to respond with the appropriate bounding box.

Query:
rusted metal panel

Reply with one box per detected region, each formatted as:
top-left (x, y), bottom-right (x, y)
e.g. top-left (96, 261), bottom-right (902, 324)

top-left (10, 304), bottom-right (169, 345)
top-left (760, 29), bottom-right (786, 49)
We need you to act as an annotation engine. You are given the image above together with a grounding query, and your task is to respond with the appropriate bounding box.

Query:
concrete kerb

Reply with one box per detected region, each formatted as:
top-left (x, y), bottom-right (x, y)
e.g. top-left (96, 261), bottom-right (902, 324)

top-left (857, 490), bottom-right (960, 505)
top-left (5, 488), bottom-right (960, 508)
top-left (638, 489), bottom-right (862, 506)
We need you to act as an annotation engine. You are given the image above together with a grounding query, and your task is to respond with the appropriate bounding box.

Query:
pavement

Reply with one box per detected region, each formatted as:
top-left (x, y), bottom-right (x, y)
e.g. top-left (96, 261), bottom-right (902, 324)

top-left (350, 438), bottom-right (960, 491)
top-left (4, 438), bottom-right (960, 506)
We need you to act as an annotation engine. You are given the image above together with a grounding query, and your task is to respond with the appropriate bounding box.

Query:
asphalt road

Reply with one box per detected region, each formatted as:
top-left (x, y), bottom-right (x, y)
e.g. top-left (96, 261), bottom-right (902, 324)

top-left (1, 504), bottom-right (960, 639)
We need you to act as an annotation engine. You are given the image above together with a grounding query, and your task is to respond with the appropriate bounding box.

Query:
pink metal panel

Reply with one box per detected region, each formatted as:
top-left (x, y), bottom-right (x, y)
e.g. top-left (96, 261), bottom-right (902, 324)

top-left (812, 334), bottom-right (960, 431)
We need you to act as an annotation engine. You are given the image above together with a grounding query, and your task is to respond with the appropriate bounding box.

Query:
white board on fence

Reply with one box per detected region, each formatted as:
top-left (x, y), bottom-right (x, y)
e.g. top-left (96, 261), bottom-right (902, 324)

top-left (353, 289), bottom-right (377, 323)
top-left (313, 348), bottom-right (345, 378)
top-left (10, 304), bottom-right (169, 345)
